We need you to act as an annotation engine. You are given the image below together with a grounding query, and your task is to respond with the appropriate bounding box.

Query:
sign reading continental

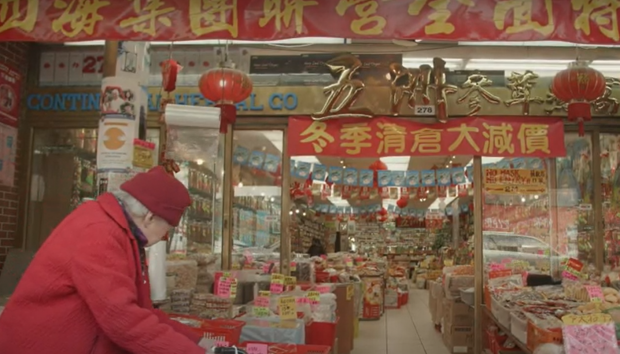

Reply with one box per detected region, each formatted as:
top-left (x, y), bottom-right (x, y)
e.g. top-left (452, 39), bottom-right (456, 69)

top-left (484, 168), bottom-right (548, 195)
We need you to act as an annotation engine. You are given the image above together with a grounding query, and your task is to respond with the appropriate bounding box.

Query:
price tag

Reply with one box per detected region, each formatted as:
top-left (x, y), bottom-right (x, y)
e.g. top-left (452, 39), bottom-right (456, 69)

top-left (307, 291), bottom-right (320, 304)
top-left (258, 290), bottom-right (271, 297)
top-left (217, 277), bottom-right (231, 298)
top-left (278, 296), bottom-right (297, 320)
top-left (229, 278), bottom-right (238, 299)
top-left (585, 285), bottom-right (605, 302)
top-left (562, 313), bottom-right (612, 325)
top-left (255, 296), bottom-right (270, 307)
top-left (262, 262), bottom-right (272, 274)
top-left (284, 276), bottom-right (297, 287)
top-left (345, 257), bottom-right (353, 267)
top-left (414, 105), bottom-right (435, 116)
top-left (247, 343), bottom-right (268, 354)
top-left (215, 341), bottom-right (230, 347)
top-left (346, 285), bottom-right (354, 300)
top-left (290, 262), bottom-right (297, 271)
top-left (252, 306), bottom-right (271, 317)
top-left (270, 273), bottom-right (285, 294)
top-left (317, 284), bottom-right (332, 294)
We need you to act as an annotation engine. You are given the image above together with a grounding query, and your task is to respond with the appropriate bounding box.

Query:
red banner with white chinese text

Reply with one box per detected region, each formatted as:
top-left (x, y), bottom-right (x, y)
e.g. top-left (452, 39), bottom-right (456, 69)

top-left (288, 116), bottom-right (566, 158)
top-left (1, 1), bottom-right (620, 44)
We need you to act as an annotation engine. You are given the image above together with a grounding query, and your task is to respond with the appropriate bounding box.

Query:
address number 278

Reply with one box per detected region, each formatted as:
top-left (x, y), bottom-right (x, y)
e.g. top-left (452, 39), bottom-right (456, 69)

top-left (415, 105), bottom-right (436, 116)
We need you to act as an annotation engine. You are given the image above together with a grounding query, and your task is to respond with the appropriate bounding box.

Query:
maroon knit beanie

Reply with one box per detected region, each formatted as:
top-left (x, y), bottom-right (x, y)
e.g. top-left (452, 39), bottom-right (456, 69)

top-left (120, 166), bottom-right (191, 226)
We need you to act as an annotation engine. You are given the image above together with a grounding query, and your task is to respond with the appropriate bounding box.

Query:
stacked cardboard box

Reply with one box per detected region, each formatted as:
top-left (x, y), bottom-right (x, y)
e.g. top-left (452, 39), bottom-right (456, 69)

top-left (442, 298), bottom-right (474, 354)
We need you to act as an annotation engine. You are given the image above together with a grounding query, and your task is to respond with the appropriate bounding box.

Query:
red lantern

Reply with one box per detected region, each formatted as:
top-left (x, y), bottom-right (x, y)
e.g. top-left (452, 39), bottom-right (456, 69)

top-left (378, 207), bottom-right (388, 216)
top-left (396, 196), bottom-right (409, 209)
top-left (368, 160), bottom-right (388, 187)
top-left (161, 59), bottom-right (181, 93)
top-left (551, 61), bottom-right (606, 136)
top-left (198, 65), bottom-right (253, 133)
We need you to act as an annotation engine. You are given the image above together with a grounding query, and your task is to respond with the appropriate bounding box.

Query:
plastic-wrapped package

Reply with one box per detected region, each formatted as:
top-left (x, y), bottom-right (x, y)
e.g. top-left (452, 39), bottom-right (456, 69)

top-left (166, 259), bottom-right (198, 290)
top-left (291, 254), bottom-right (315, 283)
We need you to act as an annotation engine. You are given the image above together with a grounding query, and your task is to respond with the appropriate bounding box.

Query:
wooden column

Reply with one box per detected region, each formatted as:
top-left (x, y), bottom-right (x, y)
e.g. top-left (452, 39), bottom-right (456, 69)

top-left (102, 41), bottom-right (118, 78)
top-left (473, 156), bottom-right (484, 354)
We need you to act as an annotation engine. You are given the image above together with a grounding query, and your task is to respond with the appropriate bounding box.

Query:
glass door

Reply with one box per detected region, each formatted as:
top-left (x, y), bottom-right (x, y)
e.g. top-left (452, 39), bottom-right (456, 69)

top-left (24, 127), bottom-right (160, 251)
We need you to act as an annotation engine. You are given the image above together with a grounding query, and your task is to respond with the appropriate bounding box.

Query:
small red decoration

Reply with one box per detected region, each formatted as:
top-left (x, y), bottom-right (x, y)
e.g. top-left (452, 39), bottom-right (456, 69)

top-left (396, 196), bottom-right (409, 209)
top-left (368, 159), bottom-right (388, 187)
top-left (378, 207), bottom-right (388, 216)
top-left (161, 59), bottom-right (182, 93)
top-left (551, 61), bottom-right (606, 136)
top-left (198, 65), bottom-right (253, 133)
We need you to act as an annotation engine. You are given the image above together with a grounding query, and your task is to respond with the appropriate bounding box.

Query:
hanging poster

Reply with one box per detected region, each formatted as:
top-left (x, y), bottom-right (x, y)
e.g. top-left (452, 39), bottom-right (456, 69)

top-left (484, 168), bottom-right (548, 195)
top-left (0, 63), bottom-right (21, 128)
top-left (289, 116), bottom-right (566, 158)
top-left (96, 115), bottom-right (136, 171)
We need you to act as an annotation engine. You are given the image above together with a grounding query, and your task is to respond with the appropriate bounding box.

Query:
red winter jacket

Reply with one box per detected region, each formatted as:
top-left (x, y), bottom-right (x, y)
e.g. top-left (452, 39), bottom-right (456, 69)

top-left (0, 193), bottom-right (204, 354)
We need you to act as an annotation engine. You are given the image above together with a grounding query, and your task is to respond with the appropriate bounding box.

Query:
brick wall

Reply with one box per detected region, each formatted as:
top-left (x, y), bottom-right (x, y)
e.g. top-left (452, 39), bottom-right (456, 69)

top-left (0, 42), bottom-right (30, 273)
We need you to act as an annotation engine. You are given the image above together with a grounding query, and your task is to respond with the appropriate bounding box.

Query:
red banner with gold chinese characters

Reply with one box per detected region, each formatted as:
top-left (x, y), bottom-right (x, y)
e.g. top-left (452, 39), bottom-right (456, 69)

top-left (288, 116), bottom-right (566, 158)
top-left (1, 1), bottom-right (620, 44)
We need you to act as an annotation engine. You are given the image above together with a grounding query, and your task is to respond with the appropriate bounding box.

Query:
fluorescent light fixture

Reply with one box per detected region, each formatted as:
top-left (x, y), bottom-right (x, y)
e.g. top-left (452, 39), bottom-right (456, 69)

top-left (429, 196), bottom-right (456, 210)
top-left (458, 41), bottom-right (620, 48)
top-left (234, 186), bottom-right (281, 197)
top-left (402, 57), bottom-right (463, 70)
top-left (65, 37), bottom-right (346, 46)
top-left (380, 156), bottom-right (410, 171)
top-left (327, 197), bottom-right (350, 207)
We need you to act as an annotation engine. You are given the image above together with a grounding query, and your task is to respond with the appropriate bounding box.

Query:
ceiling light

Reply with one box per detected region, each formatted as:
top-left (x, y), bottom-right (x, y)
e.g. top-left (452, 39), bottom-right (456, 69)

top-left (380, 156), bottom-right (410, 171)
top-left (195, 159), bottom-right (204, 165)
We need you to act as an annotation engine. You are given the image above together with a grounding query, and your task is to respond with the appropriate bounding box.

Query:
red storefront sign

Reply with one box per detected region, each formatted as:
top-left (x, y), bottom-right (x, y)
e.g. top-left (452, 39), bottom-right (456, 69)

top-left (0, 62), bottom-right (22, 127)
top-left (288, 116), bottom-right (566, 158)
top-left (0, 1), bottom-right (619, 44)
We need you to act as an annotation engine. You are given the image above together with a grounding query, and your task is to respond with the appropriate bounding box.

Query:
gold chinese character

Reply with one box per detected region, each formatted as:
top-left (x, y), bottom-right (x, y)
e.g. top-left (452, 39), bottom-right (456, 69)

top-left (482, 123), bottom-right (515, 154)
top-left (430, 57), bottom-right (457, 122)
top-left (336, 0), bottom-right (386, 35)
top-left (341, 123), bottom-right (372, 155)
top-left (493, 0), bottom-right (554, 35)
top-left (0, 0), bottom-right (38, 33)
top-left (411, 128), bottom-right (442, 154)
top-left (312, 54), bottom-right (374, 120)
top-left (517, 124), bottom-right (550, 154)
top-left (447, 124), bottom-right (480, 152)
top-left (52, 0), bottom-right (110, 37)
top-left (119, 0), bottom-right (174, 36)
top-left (572, 0), bottom-right (620, 41)
top-left (259, 0), bottom-right (318, 34)
top-left (408, 0), bottom-right (474, 35)
top-left (505, 70), bottom-right (544, 115)
top-left (189, 0), bottom-right (238, 37)
top-left (299, 121), bottom-right (335, 153)
top-left (457, 73), bottom-right (502, 116)
top-left (593, 77), bottom-right (620, 115)
top-left (376, 122), bottom-right (406, 154)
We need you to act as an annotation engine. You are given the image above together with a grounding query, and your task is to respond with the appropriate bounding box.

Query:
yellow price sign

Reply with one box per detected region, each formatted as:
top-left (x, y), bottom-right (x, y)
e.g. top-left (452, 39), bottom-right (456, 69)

top-left (271, 273), bottom-right (284, 284)
top-left (278, 296), bottom-right (297, 321)
top-left (346, 285), bottom-right (354, 300)
top-left (258, 290), bottom-right (271, 297)
top-left (307, 291), bottom-right (320, 304)
top-left (284, 276), bottom-right (297, 287)
top-left (443, 259), bottom-right (454, 266)
top-left (252, 306), bottom-right (270, 317)
top-left (562, 313), bottom-right (612, 325)
top-left (229, 278), bottom-right (238, 299)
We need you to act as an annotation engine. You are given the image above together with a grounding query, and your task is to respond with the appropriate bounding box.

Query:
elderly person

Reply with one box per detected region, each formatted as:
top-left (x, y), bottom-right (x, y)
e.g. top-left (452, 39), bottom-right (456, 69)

top-left (0, 166), bottom-right (208, 354)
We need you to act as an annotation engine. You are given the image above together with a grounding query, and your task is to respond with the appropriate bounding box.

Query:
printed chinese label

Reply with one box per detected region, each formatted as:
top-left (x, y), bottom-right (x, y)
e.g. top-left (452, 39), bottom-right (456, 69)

top-left (278, 296), bottom-right (297, 320)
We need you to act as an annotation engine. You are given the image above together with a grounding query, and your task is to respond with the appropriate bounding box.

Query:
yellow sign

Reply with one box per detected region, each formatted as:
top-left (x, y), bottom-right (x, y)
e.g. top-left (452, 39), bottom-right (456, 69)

top-left (252, 306), bottom-right (270, 317)
top-left (258, 290), bottom-right (271, 297)
top-left (484, 168), bottom-right (547, 195)
top-left (562, 313), bottom-right (613, 325)
top-left (307, 291), bottom-right (320, 303)
top-left (284, 276), bottom-right (297, 287)
top-left (346, 285), bottom-right (354, 301)
top-left (271, 273), bottom-right (284, 284)
top-left (278, 296), bottom-right (297, 321)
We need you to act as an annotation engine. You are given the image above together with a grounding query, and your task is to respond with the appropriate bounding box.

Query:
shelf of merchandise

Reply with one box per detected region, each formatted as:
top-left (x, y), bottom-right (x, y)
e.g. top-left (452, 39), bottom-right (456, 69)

top-left (483, 307), bottom-right (532, 354)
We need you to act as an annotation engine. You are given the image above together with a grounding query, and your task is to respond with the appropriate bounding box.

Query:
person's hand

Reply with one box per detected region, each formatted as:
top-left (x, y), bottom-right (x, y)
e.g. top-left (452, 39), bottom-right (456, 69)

top-left (198, 337), bottom-right (210, 350)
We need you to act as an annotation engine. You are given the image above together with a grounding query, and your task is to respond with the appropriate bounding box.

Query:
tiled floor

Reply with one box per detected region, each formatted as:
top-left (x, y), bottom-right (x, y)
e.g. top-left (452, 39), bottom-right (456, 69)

top-left (352, 289), bottom-right (449, 354)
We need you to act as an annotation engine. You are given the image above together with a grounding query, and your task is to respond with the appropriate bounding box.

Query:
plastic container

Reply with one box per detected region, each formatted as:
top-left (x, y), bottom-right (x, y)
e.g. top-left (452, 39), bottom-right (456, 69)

top-left (491, 296), bottom-right (512, 329)
top-left (306, 318), bottom-right (338, 347)
top-left (510, 311), bottom-right (528, 344)
top-left (240, 341), bottom-right (331, 354)
top-left (526, 320), bottom-right (563, 350)
top-left (169, 314), bottom-right (245, 345)
top-left (459, 287), bottom-right (474, 306)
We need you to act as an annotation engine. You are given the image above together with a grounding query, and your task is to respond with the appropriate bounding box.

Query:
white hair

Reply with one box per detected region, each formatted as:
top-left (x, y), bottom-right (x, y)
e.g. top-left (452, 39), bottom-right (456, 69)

top-left (111, 190), bottom-right (150, 217)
